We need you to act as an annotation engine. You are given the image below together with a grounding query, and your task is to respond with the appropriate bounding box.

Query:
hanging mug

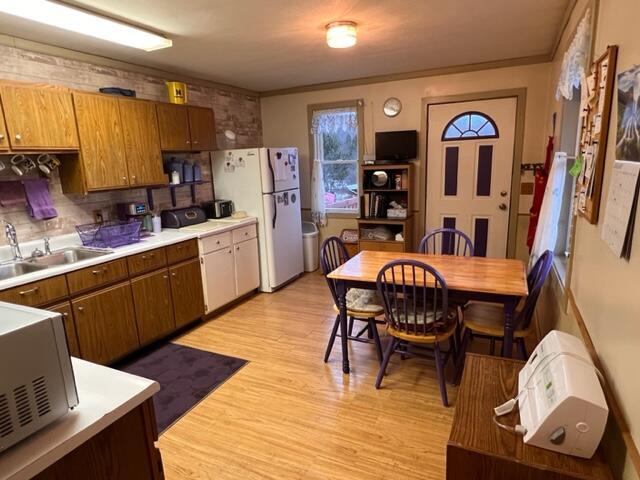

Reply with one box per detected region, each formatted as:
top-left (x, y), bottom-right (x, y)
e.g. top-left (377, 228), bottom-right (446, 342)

top-left (37, 153), bottom-right (61, 176)
top-left (10, 154), bottom-right (36, 176)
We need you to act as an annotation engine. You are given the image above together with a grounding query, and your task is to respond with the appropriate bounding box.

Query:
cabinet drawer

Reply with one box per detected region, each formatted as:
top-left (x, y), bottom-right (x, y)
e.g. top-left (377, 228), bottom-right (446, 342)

top-left (166, 239), bottom-right (199, 264)
top-left (359, 240), bottom-right (405, 253)
top-left (232, 224), bottom-right (257, 244)
top-left (0, 275), bottom-right (68, 307)
top-left (127, 247), bottom-right (167, 276)
top-left (201, 231), bottom-right (232, 254)
top-left (67, 258), bottom-right (129, 295)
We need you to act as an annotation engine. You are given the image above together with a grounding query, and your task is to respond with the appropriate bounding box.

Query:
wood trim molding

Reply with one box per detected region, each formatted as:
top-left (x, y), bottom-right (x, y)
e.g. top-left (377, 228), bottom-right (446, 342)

top-left (550, 0), bottom-right (579, 60)
top-left (261, 55), bottom-right (550, 97)
top-left (0, 33), bottom-right (259, 97)
top-left (567, 288), bottom-right (640, 475)
top-left (419, 88), bottom-right (527, 259)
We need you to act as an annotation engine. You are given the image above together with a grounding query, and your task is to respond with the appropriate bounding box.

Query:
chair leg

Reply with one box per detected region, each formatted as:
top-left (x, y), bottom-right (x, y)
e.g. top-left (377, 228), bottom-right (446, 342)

top-left (369, 319), bottom-right (383, 363)
top-left (454, 327), bottom-right (472, 384)
top-left (323, 314), bottom-right (341, 363)
top-left (348, 316), bottom-right (355, 336)
top-left (375, 337), bottom-right (397, 389)
top-left (434, 343), bottom-right (449, 407)
top-left (517, 338), bottom-right (528, 360)
top-left (490, 338), bottom-right (496, 356)
top-left (367, 322), bottom-right (374, 339)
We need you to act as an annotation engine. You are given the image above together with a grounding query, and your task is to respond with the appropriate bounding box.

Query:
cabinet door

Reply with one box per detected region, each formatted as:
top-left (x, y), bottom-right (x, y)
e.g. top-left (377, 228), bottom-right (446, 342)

top-left (0, 105), bottom-right (8, 150)
top-left (72, 282), bottom-right (140, 364)
top-left (169, 258), bottom-right (205, 328)
top-left (187, 106), bottom-right (216, 151)
top-left (119, 98), bottom-right (166, 186)
top-left (0, 85), bottom-right (78, 150)
top-left (202, 247), bottom-right (236, 313)
top-left (234, 237), bottom-right (260, 297)
top-left (131, 269), bottom-right (176, 345)
top-left (73, 93), bottom-right (129, 190)
top-left (156, 103), bottom-right (191, 151)
top-left (48, 301), bottom-right (81, 358)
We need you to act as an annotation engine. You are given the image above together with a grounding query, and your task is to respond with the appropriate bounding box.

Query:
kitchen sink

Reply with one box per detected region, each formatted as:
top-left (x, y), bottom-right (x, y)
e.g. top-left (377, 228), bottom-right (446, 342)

top-left (28, 247), bottom-right (112, 267)
top-left (0, 262), bottom-right (48, 281)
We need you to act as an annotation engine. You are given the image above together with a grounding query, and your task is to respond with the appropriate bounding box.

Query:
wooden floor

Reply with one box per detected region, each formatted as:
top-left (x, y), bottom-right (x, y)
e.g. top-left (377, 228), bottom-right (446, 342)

top-left (159, 271), bottom-right (459, 479)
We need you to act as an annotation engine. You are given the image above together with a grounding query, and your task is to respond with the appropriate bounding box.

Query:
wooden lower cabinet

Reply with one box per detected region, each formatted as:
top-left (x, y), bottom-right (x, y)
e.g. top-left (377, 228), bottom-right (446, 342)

top-left (33, 400), bottom-right (163, 480)
top-left (72, 282), bottom-right (140, 364)
top-left (169, 259), bottom-right (205, 328)
top-left (131, 269), bottom-right (176, 346)
top-left (48, 301), bottom-right (81, 358)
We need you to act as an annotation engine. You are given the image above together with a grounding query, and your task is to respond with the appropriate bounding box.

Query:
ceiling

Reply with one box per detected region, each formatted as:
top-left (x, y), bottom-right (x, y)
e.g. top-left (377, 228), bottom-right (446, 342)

top-left (0, 0), bottom-right (572, 93)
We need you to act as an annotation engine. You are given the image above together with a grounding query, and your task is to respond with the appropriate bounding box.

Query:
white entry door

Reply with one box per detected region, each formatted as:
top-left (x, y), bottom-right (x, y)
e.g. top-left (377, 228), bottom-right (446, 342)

top-left (426, 98), bottom-right (517, 257)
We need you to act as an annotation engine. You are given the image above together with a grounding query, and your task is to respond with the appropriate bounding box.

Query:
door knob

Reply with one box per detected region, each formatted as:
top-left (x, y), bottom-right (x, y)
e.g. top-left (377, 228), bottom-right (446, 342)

top-left (499, 203), bottom-right (508, 211)
top-left (500, 190), bottom-right (508, 197)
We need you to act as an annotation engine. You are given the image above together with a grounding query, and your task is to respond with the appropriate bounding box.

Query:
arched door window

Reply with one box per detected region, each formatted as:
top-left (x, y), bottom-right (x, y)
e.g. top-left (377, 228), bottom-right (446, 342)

top-left (441, 111), bottom-right (499, 141)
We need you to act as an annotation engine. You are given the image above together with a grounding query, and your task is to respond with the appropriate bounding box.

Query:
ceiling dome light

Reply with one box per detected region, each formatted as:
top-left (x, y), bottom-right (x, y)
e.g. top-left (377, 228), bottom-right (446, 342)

top-left (326, 21), bottom-right (357, 49)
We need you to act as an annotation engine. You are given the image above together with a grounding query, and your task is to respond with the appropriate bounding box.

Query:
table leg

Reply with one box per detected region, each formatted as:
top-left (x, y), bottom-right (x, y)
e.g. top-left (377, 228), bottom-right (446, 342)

top-left (501, 296), bottom-right (519, 358)
top-left (336, 279), bottom-right (350, 374)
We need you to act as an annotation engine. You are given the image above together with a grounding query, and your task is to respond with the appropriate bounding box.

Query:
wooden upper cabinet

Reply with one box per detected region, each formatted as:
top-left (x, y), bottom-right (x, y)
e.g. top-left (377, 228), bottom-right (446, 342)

top-left (118, 98), bottom-right (166, 186)
top-left (0, 105), bottom-right (9, 151)
top-left (156, 103), bottom-right (191, 151)
top-left (188, 106), bottom-right (216, 151)
top-left (0, 85), bottom-right (78, 150)
top-left (73, 92), bottom-right (129, 190)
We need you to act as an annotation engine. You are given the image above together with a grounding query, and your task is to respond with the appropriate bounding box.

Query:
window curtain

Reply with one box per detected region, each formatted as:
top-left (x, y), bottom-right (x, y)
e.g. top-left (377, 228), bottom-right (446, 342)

top-left (310, 107), bottom-right (358, 226)
top-left (556, 9), bottom-right (591, 101)
top-left (529, 152), bottom-right (567, 270)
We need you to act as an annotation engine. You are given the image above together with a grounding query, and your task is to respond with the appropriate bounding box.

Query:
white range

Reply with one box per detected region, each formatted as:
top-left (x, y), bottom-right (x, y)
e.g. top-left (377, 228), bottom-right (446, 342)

top-left (212, 148), bottom-right (304, 292)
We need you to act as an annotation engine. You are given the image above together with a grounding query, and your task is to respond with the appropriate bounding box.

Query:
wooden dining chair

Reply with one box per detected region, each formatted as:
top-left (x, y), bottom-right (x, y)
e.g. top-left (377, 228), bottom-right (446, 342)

top-left (375, 259), bottom-right (458, 406)
top-left (459, 250), bottom-right (554, 360)
top-left (418, 228), bottom-right (474, 256)
top-left (320, 236), bottom-right (383, 363)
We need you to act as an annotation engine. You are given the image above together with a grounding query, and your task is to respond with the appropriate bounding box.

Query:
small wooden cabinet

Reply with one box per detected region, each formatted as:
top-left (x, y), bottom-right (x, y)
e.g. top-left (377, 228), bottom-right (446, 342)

top-left (72, 282), bottom-right (140, 364)
top-left (118, 98), bottom-right (166, 187)
top-left (0, 105), bottom-right (9, 150)
top-left (234, 237), bottom-right (260, 297)
top-left (188, 106), bottom-right (216, 151)
top-left (131, 269), bottom-right (175, 346)
top-left (73, 92), bottom-right (129, 190)
top-left (0, 85), bottom-right (78, 150)
top-left (170, 258), bottom-right (206, 328)
top-left (156, 102), bottom-right (191, 151)
top-left (48, 301), bottom-right (81, 358)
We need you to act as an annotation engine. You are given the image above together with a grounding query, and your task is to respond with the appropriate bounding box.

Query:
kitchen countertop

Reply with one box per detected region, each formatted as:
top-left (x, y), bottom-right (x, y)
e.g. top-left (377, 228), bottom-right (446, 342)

top-left (0, 358), bottom-right (159, 480)
top-left (0, 217), bottom-right (257, 291)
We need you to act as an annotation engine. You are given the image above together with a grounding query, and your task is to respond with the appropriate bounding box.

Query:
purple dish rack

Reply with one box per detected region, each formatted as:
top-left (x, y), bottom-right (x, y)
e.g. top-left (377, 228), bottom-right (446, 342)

top-left (76, 220), bottom-right (142, 248)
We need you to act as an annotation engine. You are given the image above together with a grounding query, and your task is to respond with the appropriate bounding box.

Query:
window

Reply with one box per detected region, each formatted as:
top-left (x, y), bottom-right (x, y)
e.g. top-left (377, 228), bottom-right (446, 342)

top-left (442, 111), bottom-right (499, 141)
top-left (310, 102), bottom-right (362, 214)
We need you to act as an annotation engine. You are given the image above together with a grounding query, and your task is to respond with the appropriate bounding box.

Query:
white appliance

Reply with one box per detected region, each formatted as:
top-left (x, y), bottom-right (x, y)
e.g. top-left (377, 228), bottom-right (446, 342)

top-left (0, 302), bottom-right (79, 452)
top-left (517, 330), bottom-right (608, 458)
top-left (212, 148), bottom-right (303, 292)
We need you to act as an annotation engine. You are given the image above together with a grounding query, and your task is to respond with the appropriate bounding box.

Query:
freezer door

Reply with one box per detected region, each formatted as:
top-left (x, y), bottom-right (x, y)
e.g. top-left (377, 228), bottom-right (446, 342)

top-left (262, 189), bottom-right (303, 289)
top-left (260, 147), bottom-right (300, 193)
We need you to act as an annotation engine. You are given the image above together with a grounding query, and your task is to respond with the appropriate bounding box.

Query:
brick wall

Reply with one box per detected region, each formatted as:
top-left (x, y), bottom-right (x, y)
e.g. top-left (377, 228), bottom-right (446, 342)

top-left (0, 44), bottom-right (263, 244)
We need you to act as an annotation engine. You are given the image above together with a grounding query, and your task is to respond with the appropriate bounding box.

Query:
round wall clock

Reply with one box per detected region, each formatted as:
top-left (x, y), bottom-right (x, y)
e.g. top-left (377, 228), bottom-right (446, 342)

top-left (383, 97), bottom-right (402, 117)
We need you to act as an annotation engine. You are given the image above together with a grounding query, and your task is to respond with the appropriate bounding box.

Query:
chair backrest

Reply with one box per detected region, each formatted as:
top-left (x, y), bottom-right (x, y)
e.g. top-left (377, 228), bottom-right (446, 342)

top-left (320, 236), bottom-right (350, 306)
top-left (418, 228), bottom-right (474, 256)
top-left (376, 259), bottom-right (450, 337)
top-left (518, 250), bottom-right (554, 330)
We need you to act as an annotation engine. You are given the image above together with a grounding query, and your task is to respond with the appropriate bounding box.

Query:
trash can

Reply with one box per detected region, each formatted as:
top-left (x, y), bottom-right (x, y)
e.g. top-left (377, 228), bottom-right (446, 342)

top-left (302, 221), bottom-right (319, 272)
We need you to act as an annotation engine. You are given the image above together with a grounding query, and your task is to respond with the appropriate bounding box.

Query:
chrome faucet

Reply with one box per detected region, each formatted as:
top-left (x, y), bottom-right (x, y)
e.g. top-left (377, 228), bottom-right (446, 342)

top-left (44, 236), bottom-right (52, 255)
top-left (3, 221), bottom-right (23, 261)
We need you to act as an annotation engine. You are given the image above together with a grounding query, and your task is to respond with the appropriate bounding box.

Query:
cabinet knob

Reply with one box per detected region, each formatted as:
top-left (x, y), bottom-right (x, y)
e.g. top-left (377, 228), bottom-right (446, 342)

top-left (122, 176), bottom-right (127, 181)
top-left (171, 272), bottom-right (176, 277)
top-left (163, 275), bottom-right (168, 279)
top-left (77, 306), bottom-right (84, 312)
top-left (186, 140), bottom-right (191, 144)
top-left (236, 246), bottom-right (240, 251)
top-left (228, 250), bottom-right (232, 254)
top-left (0, 133), bottom-right (4, 140)
top-left (15, 134), bottom-right (22, 141)
top-left (193, 140), bottom-right (199, 145)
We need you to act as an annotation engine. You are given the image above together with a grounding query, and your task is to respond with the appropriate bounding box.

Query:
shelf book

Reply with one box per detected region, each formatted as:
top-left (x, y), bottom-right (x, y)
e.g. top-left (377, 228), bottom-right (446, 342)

top-left (358, 163), bottom-right (414, 252)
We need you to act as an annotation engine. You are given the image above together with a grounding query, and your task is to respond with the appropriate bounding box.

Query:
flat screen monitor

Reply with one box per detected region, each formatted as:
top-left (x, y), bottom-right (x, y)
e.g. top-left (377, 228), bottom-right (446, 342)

top-left (375, 130), bottom-right (417, 162)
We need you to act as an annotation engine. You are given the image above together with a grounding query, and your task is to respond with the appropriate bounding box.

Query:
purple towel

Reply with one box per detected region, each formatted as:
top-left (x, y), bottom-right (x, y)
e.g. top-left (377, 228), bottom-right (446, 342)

top-left (22, 179), bottom-right (58, 220)
top-left (0, 181), bottom-right (26, 208)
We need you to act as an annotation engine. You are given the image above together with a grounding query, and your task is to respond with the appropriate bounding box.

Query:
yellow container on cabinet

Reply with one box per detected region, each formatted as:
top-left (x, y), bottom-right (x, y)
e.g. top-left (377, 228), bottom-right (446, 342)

top-left (166, 81), bottom-right (187, 104)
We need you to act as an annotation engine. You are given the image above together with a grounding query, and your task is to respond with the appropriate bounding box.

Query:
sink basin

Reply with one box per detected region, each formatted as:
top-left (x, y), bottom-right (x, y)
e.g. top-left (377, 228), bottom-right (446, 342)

top-left (0, 262), bottom-right (48, 281)
top-left (28, 247), bottom-right (112, 267)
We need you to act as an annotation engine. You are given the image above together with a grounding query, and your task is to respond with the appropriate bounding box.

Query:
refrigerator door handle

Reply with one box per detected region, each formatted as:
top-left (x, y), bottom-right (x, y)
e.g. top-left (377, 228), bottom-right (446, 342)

top-left (272, 195), bottom-right (277, 229)
top-left (267, 149), bottom-right (276, 192)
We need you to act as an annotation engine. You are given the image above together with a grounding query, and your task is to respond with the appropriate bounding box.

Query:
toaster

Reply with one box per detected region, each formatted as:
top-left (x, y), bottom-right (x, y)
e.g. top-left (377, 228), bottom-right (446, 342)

top-left (161, 206), bottom-right (207, 228)
top-left (202, 200), bottom-right (233, 219)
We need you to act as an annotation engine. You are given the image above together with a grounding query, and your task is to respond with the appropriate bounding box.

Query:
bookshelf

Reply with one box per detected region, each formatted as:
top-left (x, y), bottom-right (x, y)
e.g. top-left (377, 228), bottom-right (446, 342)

top-left (358, 163), bottom-right (415, 252)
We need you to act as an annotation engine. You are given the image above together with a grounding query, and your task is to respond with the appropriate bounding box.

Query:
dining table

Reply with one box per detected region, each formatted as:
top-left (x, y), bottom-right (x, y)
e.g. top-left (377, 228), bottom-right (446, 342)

top-left (326, 250), bottom-right (528, 374)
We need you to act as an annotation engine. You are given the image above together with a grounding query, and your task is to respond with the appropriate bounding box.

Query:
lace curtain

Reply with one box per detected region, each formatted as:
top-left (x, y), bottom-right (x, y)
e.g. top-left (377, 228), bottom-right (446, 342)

top-left (556, 9), bottom-right (591, 101)
top-left (310, 107), bottom-right (358, 226)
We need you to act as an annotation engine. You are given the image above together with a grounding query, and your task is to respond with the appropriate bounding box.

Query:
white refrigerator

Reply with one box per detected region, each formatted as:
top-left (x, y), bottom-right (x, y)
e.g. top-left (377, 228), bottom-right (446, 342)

top-left (211, 147), bottom-right (304, 292)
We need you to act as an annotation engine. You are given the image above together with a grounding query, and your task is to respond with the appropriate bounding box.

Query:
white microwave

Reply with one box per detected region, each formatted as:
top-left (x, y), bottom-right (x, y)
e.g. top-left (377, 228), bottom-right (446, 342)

top-left (0, 302), bottom-right (79, 452)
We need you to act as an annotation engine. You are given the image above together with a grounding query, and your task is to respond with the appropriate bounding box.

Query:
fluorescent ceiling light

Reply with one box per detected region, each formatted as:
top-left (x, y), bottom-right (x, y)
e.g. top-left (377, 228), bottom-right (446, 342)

top-left (0, 0), bottom-right (172, 51)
